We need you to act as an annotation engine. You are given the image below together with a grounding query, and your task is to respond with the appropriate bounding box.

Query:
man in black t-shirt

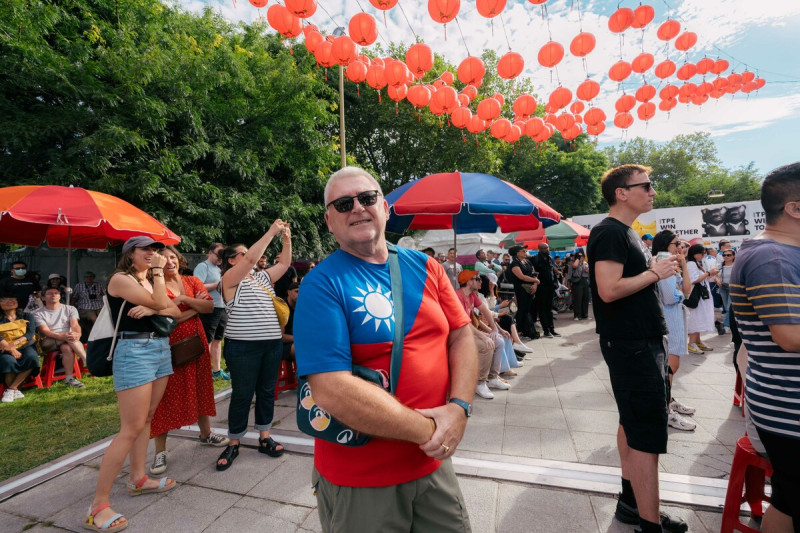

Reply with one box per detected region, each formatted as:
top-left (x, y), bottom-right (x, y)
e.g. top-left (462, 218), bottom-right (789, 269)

top-left (508, 245), bottom-right (540, 339)
top-left (0, 261), bottom-right (41, 309)
top-left (530, 243), bottom-right (560, 337)
top-left (588, 165), bottom-right (686, 533)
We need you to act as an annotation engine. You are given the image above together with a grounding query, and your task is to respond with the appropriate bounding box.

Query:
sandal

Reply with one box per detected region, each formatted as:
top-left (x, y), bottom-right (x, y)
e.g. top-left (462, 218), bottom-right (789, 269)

top-left (125, 475), bottom-right (175, 496)
top-left (258, 436), bottom-right (284, 457)
top-left (216, 444), bottom-right (239, 471)
top-left (84, 503), bottom-right (127, 532)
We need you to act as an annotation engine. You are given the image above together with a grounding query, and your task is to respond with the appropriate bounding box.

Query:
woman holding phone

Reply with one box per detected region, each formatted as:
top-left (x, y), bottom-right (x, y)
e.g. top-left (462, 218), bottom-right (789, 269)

top-left (85, 237), bottom-right (181, 532)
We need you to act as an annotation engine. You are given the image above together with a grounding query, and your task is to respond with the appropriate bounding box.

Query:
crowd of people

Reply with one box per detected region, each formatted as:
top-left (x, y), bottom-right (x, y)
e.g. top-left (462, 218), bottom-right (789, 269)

top-left (1, 162), bottom-right (798, 533)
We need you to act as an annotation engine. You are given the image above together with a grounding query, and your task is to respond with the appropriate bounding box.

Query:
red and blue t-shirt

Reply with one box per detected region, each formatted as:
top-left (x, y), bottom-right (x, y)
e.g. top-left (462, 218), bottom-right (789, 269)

top-left (294, 247), bottom-right (470, 487)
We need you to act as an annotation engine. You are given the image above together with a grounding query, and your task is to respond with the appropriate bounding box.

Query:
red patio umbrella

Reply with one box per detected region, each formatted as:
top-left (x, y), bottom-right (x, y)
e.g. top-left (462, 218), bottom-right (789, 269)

top-left (1, 185), bottom-right (180, 303)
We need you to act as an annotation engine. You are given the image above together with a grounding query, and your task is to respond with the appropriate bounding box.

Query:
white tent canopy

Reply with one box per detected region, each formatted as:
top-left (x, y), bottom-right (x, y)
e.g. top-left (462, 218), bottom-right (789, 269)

top-left (411, 229), bottom-right (507, 257)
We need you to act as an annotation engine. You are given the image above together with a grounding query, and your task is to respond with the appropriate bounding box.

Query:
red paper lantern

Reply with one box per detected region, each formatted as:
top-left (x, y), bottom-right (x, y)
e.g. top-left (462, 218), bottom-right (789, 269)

top-left (304, 30), bottom-right (324, 54)
top-left (657, 19), bottom-right (680, 41)
top-left (314, 41), bottom-right (333, 68)
top-left (635, 84), bottom-right (656, 102)
top-left (457, 57), bottom-right (486, 86)
top-left (249, 0), bottom-right (268, 7)
top-left (512, 94), bottom-right (537, 118)
top-left (676, 63), bottom-right (697, 81)
top-left (631, 53), bottom-right (655, 74)
top-left (712, 59), bottom-right (730, 75)
top-left (331, 35), bottom-right (357, 66)
top-left (369, 0), bottom-right (398, 9)
top-left (742, 71), bottom-right (755, 84)
top-left (609, 61), bottom-right (633, 82)
top-left (637, 102), bottom-right (656, 121)
top-left (525, 117), bottom-right (545, 137)
top-left (388, 84), bottom-right (407, 103)
top-left (728, 72), bottom-right (743, 85)
top-left (497, 51), bottom-right (524, 80)
top-left (441, 71), bottom-right (455, 85)
top-left (428, 0), bottom-right (460, 23)
top-left (570, 101), bottom-right (585, 114)
top-left (366, 64), bottom-right (387, 90)
top-left (477, 97), bottom-right (502, 121)
top-left (476, 0), bottom-right (506, 18)
top-left (429, 97), bottom-right (444, 116)
top-left (406, 43), bottom-right (434, 78)
top-left (608, 8), bottom-right (634, 33)
top-left (346, 61), bottom-right (368, 83)
top-left (348, 13), bottom-right (378, 46)
top-left (490, 118), bottom-right (512, 139)
top-left (285, 0), bottom-right (316, 18)
top-left (538, 41), bottom-right (564, 68)
top-left (631, 5), bottom-right (655, 28)
top-left (675, 32), bottom-right (698, 52)
top-left (491, 93), bottom-right (504, 106)
top-left (696, 57), bottom-right (714, 75)
top-left (678, 83), bottom-right (697, 99)
top-left (576, 79), bottom-right (600, 101)
top-left (586, 122), bottom-right (605, 136)
top-left (614, 112), bottom-right (634, 129)
top-left (451, 107), bottom-right (472, 128)
top-left (654, 60), bottom-right (676, 79)
top-left (584, 107), bottom-right (606, 125)
top-left (267, 5), bottom-right (302, 38)
top-left (467, 115), bottom-right (487, 134)
top-left (556, 113), bottom-right (575, 132)
top-left (712, 77), bottom-right (729, 91)
top-left (562, 123), bottom-right (582, 141)
top-left (383, 59), bottom-right (409, 87)
top-left (754, 78), bottom-right (766, 90)
top-left (696, 82), bottom-right (713, 97)
top-left (569, 32), bottom-right (596, 57)
top-left (461, 85), bottom-right (478, 101)
top-left (434, 86), bottom-right (459, 113)
top-left (659, 98), bottom-right (677, 111)
top-left (690, 93), bottom-right (708, 106)
top-left (504, 124), bottom-right (522, 143)
top-left (549, 87), bottom-right (572, 110)
top-left (528, 0), bottom-right (547, 4)
top-left (407, 85), bottom-right (432, 108)
top-left (659, 85), bottom-right (678, 99)
top-left (615, 94), bottom-right (636, 112)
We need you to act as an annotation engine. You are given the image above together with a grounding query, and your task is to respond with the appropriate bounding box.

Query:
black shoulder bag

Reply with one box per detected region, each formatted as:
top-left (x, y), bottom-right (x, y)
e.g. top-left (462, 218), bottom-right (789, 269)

top-left (296, 244), bottom-right (404, 447)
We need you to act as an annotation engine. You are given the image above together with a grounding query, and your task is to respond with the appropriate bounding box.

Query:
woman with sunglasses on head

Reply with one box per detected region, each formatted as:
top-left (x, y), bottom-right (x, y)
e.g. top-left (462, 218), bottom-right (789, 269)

top-left (714, 249), bottom-right (736, 332)
top-left (651, 231), bottom-right (696, 430)
top-left (215, 220), bottom-right (291, 471)
top-left (686, 244), bottom-right (719, 355)
top-left (85, 237), bottom-right (182, 533)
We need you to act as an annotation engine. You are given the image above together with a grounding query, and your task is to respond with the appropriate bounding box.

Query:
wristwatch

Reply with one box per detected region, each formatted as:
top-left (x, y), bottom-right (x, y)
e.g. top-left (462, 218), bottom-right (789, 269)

top-left (449, 398), bottom-right (473, 418)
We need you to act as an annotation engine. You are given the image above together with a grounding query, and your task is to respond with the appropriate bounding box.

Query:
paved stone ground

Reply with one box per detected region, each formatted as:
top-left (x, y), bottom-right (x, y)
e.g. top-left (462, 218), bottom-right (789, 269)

top-left (0, 309), bottom-right (745, 532)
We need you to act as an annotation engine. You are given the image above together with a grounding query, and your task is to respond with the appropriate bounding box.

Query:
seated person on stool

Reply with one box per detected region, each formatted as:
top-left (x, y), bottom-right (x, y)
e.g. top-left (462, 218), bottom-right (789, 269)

top-left (281, 282), bottom-right (299, 361)
top-left (34, 287), bottom-right (85, 388)
top-left (1, 292), bottom-right (41, 403)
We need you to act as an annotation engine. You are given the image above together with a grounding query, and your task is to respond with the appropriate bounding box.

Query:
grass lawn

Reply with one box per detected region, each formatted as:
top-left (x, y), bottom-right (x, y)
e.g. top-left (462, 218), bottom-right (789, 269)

top-left (0, 365), bottom-right (231, 483)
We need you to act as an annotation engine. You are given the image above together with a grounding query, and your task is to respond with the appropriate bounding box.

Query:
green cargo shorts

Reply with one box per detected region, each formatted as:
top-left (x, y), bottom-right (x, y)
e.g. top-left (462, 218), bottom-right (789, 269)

top-left (312, 459), bottom-right (472, 533)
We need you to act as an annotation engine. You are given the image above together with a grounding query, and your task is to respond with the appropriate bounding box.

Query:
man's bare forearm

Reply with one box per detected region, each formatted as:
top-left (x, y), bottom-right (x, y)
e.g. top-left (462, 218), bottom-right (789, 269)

top-left (447, 324), bottom-right (478, 402)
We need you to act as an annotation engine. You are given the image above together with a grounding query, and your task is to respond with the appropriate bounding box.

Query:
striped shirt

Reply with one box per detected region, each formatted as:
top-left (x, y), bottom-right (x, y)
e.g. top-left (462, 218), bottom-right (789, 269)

top-left (224, 270), bottom-right (282, 341)
top-left (730, 238), bottom-right (800, 440)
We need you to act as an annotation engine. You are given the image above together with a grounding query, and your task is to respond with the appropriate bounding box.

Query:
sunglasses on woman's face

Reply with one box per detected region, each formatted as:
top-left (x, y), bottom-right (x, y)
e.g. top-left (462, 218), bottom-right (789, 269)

top-left (723, 253), bottom-right (734, 257)
top-left (326, 190), bottom-right (381, 213)
top-left (669, 240), bottom-right (680, 246)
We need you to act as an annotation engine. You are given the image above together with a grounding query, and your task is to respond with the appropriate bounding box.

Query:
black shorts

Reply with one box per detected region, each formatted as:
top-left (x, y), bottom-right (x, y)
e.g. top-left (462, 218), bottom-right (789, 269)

top-left (600, 336), bottom-right (670, 454)
top-left (200, 307), bottom-right (226, 342)
top-left (755, 428), bottom-right (800, 523)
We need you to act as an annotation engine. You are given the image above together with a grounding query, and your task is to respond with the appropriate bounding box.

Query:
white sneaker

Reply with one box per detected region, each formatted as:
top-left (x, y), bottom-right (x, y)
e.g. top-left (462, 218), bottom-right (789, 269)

top-left (668, 411), bottom-right (696, 431)
top-left (1, 389), bottom-right (15, 403)
top-left (487, 377), bottom-right (510, 390)
top-left (670, 399), bottom-right (696, 415)
top-left (512, 343), bottom-right (533, 353)
top-left (475, 382), bottom-right (494, 399)
top-left (150, 451), bottom-right (168, 475)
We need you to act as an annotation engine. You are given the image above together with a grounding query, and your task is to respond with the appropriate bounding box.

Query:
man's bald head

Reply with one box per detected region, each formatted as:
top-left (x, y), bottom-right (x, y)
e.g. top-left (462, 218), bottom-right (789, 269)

top-left (324, 166), bottom-right (383, 205)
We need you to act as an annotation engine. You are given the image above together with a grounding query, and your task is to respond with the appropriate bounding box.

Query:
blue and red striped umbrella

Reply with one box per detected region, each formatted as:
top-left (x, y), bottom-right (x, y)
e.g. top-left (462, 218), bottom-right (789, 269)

top-left (385, 172), bottom-right (561, 234)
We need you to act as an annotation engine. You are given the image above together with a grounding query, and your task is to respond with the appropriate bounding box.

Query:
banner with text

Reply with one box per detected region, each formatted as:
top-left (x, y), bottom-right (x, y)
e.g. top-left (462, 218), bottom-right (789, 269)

top-left (571, 200), bottom-right (764, 248)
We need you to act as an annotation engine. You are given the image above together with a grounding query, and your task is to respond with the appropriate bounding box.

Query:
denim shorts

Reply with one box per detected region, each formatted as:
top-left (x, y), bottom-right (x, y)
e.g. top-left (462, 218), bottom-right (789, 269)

top-left (112, 335), bottom-right (172, 392)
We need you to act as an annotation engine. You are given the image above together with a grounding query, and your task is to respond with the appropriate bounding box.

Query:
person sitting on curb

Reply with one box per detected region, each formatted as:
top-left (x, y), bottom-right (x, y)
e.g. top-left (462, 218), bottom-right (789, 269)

top-left (34, 287), bottom-right (85, 388)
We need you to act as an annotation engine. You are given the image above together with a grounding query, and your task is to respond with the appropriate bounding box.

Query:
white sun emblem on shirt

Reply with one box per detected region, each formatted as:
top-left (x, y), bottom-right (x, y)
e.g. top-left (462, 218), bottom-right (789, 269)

top-left (352, 283), bottom-right (394, 332)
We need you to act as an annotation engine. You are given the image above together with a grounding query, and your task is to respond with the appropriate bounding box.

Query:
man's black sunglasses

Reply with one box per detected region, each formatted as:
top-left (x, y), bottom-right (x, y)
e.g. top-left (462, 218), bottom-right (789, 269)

top-left (326, 190), bottom-right (381, 213)
top-left (619, 181), bottom-right (654, 192)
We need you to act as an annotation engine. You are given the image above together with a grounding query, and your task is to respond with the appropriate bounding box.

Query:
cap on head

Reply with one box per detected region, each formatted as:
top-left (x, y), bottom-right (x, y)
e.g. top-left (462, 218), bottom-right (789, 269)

top-left (458, 270), bottom-right (480, 285)
top-left (122, 236), bottom-right (166, 255)
top-left (508, 245), bottom-right (528, 256)
top-left (719, 238), bottom-right (730, 245)
top-left (642, 233), bottom-right (654, 241)
top-left (48, 273), bottom-right (61, 280)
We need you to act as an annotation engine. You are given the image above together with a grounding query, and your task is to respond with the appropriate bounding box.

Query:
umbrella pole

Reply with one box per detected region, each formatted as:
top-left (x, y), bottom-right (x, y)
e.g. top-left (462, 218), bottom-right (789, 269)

top-left (453, 215), bottom-right (458, 260)
top-left (66, 227), bottom-right (72, 306)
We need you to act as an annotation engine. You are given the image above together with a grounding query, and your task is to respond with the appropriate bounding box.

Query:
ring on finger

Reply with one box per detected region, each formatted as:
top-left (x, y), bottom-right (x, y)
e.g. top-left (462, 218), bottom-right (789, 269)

top-left (441, 444), bottom-right (450, 454)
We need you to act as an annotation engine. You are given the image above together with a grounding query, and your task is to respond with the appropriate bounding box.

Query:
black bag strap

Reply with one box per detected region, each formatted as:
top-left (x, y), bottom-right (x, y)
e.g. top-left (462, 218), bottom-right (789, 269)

top-left (387, 243), bottom-right (403, 394)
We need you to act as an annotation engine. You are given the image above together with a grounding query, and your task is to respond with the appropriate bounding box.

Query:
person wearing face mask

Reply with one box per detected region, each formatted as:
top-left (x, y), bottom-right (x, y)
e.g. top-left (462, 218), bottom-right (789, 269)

top-left (0, 261), bottom-right (41, 310)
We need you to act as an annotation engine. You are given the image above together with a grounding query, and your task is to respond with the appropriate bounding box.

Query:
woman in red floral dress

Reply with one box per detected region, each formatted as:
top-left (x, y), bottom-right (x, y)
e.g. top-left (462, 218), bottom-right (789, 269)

top-left (149, 246), bottom-right (229, 475)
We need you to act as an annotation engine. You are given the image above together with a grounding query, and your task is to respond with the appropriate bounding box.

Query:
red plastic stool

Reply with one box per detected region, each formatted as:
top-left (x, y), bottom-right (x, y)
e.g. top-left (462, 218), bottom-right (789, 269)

top-left (721, 435), bottom-right (773, 533)
top-left (40, 351), bottom-right (83, 388)
top-left (733, 372), bottom-right (744, 406)
top-left (274, 360), bottom-right (298, 399)
top-left (0, 372), bottom-right (43, 396)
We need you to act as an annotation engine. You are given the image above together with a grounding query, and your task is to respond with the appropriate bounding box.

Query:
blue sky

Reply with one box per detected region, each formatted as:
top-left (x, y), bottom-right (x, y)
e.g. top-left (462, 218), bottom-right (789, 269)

top-left (179, 0), bottom-right (800, 175)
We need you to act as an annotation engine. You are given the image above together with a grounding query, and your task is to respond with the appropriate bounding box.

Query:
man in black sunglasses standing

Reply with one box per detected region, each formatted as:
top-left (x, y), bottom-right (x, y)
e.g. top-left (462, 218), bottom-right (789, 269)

top-left (587, 164), bottom-right (687, 533)
top-left (293, 166), bottom-right (477, 532)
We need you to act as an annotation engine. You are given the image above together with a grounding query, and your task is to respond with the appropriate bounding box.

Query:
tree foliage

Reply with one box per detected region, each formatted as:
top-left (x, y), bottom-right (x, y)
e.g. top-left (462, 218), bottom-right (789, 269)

top-left (604, 133), bottom-right (761, 208)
